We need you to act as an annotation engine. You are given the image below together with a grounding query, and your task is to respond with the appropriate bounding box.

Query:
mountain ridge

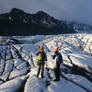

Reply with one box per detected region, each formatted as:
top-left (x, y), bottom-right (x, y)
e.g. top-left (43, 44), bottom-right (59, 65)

top-left (0, 8), bottom-right (92, 35)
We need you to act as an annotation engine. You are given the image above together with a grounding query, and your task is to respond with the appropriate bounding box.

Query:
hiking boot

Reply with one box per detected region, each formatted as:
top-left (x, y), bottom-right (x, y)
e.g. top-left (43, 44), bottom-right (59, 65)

top-left (36, 75), bottom-right (39, 78)
top-left (41, 75), bottom-right (45, 78)
top-left (53, 78), bottom-right (60, 81)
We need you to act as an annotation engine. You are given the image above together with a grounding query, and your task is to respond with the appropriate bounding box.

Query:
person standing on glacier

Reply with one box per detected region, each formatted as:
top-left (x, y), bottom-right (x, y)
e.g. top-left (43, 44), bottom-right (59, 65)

top-left (52, 48), bottom-right (63, 81)
top-left (36, 46), bottom-right (47, 78)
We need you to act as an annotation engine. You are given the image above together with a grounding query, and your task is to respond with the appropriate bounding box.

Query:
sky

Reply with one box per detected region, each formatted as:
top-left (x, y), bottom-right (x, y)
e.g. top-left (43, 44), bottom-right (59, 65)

top-left (0, 0), bottom-right (92, 25)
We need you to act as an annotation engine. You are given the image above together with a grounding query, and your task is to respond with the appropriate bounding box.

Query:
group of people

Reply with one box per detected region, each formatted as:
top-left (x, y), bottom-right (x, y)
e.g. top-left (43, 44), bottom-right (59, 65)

top-left (36, 46), bottom-right (63, 81)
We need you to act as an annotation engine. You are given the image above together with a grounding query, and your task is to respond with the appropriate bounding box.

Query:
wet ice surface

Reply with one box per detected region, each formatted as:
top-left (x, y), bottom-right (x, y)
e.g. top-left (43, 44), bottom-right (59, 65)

top-left (0, 34), bottom-right (92, 92)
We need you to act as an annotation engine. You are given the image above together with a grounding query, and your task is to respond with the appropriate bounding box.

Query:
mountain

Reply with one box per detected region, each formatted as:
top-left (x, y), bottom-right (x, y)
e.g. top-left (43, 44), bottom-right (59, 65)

top-left (73, 23), bottom-right (92, 33)
top-left (0, 8), bottom-right (75, 35)
top-left (0, 8), bottom-right (92, 35)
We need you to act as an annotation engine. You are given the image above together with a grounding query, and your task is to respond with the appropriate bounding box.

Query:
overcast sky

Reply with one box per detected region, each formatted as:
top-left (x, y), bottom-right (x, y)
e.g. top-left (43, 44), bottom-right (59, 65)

top-left (0, 0), bottom-right (92, 25)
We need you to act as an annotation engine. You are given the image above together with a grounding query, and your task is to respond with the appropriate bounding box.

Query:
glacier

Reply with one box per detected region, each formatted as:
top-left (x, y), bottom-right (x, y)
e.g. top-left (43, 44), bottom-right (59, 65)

top-left (0, 34), bottom-right (92, 92)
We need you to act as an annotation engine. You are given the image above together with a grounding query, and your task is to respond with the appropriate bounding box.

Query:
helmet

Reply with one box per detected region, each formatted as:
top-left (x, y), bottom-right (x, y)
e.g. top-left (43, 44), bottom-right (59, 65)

top-left (40, 46), bottom-right (44, 50)
top-left (54, 48), bottom-right (58, 52)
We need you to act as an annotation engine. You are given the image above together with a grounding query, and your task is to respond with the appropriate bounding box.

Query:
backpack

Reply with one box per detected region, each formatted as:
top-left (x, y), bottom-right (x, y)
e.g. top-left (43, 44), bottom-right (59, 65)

top-left (56, 53), bottom-right (63, 64)
top-left (37, 53), bottom-right (43, 61)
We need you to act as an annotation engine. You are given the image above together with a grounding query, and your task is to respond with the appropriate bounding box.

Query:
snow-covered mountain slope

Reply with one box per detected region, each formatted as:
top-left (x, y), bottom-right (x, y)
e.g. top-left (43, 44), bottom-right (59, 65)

top-left (73, 23), bottom-right (92, 33)
top-left (0, 34), bottom-right (92, 92)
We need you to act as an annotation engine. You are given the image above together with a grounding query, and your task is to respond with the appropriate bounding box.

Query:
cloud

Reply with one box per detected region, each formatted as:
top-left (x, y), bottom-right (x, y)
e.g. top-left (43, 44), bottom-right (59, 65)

top-left (0, 0), bottom-right (92, 25)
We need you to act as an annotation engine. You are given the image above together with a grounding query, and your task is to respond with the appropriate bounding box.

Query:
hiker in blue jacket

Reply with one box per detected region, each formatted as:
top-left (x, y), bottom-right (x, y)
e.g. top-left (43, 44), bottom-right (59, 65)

top-left (53, 48), bottom-right (63, 81)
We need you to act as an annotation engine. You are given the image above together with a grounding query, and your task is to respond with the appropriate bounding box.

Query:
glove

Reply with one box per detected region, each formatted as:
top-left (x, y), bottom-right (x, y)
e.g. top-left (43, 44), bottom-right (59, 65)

top-left (36, 61), bottom-right (39, 65)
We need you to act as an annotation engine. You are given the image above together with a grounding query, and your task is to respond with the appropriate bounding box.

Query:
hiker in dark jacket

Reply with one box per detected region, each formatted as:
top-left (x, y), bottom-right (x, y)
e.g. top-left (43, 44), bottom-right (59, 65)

top-left (53, 48), bottom-right (63, 81)
top-left (36, 46), bottom-right (47, 78)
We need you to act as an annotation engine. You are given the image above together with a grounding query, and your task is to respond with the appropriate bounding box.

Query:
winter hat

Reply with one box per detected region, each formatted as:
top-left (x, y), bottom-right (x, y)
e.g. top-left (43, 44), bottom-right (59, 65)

top-left (40, 46), bottom-right (44, 50)
top-left (54, 48), bottom-right (58, 52)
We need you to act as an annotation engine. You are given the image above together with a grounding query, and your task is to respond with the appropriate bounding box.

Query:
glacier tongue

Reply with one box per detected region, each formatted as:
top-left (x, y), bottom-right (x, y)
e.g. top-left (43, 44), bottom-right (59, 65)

top-left (0, 34), bottom-right (92, 92)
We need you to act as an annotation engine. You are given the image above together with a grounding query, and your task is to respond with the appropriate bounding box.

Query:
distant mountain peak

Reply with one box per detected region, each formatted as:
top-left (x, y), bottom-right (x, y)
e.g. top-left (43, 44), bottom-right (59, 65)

top-left (11, 8), bottom-right (24, 13)
top-left (35, 11), bottom-right (50, 17)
